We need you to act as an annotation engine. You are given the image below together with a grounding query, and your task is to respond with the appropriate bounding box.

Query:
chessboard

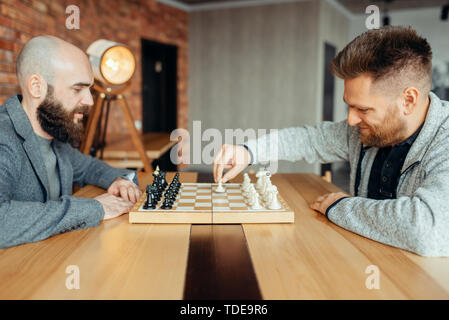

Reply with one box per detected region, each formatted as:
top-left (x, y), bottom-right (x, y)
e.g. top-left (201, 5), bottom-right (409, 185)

top-left (129, 181), bottom-right (294, 224)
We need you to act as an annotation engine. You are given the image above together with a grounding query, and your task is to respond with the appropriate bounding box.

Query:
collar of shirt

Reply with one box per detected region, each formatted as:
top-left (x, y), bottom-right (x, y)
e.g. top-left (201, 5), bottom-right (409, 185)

top-left (396, 122), bottom-right (424, 147)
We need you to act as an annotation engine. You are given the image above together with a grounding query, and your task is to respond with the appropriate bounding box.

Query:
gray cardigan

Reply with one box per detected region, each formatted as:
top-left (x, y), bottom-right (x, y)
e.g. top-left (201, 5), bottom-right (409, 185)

top-left (246, 92), bottom-right (449, 257)
top-left (0, 95), bottom-right (134, 248)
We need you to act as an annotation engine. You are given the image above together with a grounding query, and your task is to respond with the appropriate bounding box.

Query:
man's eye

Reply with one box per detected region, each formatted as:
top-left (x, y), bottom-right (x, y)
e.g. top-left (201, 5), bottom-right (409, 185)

top-left (73, 88), bottom-right (82, 93)
top-left (359, 109), bottom-right (368, 113)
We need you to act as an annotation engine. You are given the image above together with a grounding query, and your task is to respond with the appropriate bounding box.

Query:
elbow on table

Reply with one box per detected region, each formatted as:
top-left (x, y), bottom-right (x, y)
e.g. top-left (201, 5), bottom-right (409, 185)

top-left (408, 228), bottom-right (449, 258)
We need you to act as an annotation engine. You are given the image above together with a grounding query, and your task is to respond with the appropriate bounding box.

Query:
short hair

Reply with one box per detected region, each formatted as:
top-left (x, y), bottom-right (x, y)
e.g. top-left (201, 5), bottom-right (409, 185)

top-left (16, 35), bottom-right (61, 87)
top-left (330, 26), bottom-right (432, 95)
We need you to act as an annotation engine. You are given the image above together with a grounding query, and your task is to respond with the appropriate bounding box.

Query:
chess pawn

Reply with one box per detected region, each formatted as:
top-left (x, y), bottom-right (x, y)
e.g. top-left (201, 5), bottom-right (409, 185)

top-left (255, 170), bottom-right (266, 190)
top-left (268, 186), bottom-right (282, 210)
top-left (241, 175), bottom-right (251, 192)
top-left (242, 183), bottom-right (249, 197)
top-left (250, 192), bottom-right (263, 210)
top-left (247, 190), bottom-right (256, 206)
top-left (216, 181), bottom-right (225, 193)
top-left (263, 186), bottom-right (272, 203)
top-left (241, 173), bottom-right (250, 189)
top-left (261, 176), bottom-right (270, 197)
top-left (246, 184), bottom-right (256, 199)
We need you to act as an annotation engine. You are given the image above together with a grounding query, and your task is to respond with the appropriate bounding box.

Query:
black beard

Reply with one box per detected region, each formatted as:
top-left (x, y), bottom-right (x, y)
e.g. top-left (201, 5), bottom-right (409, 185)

top-left (37, 86), bottom-right (88, 148)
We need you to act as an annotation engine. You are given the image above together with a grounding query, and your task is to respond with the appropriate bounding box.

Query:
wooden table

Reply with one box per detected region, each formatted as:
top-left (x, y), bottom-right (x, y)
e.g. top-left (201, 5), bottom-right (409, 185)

top-left (1, 173), bottom-right (449, 299)
top-left (98, 132), bottom-right (177, 168)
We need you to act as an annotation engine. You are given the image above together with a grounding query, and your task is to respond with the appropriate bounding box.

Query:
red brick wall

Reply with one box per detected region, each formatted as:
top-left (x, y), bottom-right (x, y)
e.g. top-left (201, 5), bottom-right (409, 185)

top-left (0, 0), bottom-right (188, 142)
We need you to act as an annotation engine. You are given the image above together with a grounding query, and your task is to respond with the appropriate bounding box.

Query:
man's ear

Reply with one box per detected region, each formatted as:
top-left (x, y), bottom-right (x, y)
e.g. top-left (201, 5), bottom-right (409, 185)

top-left (401, 87), bottom-right (419, 115)
top-left (27, 74), bottom-right (47, 99)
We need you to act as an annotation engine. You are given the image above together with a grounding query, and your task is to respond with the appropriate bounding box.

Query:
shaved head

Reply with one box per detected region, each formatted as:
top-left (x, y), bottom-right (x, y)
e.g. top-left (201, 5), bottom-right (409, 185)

top-left (16, 35), bottom-right (90, 89)
top-left (16, 36), bottom-right (60, 87)
top-left (16, 35), bottom-right (94, 146)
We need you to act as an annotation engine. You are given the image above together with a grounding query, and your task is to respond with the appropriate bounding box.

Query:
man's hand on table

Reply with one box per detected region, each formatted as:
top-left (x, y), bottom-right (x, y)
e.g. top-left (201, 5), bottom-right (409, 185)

top-left (91, 177), bottom-right (142, 221)
top-left (95, 193), bottom-right (134, 220)
top-left (310, 192), bottom-right (351, 215)
top-left (107, 177), bottom-right (142, 203)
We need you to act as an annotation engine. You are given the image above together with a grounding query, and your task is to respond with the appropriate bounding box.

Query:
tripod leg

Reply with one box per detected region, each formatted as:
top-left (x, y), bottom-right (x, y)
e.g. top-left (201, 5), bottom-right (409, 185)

top-left (117, 94), bottom-right (152, 172)
top-left (81, 93), bottom-right (105, 155)
top-left (99, 98), bottom-right (111, 159)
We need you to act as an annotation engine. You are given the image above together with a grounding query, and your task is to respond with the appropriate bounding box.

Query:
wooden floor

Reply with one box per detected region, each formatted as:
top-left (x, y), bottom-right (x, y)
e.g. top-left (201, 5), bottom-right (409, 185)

top-left (1, 172), bottom-right (449, 299)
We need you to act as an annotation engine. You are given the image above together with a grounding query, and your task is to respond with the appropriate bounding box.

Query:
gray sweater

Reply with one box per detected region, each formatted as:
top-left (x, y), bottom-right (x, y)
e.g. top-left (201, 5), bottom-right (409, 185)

top-left (35, 134), bottom-right (60, 201)
top-left (246, 92), bottom-right (449, 257)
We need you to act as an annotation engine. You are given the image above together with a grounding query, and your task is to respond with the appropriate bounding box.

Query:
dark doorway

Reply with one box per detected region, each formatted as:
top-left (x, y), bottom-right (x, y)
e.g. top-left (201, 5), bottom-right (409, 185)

top-left (141, 39), bottom-right (178, 133)
top-left (321, 42), bottom-right (336, 177)
top-left (141, 39), bottom-right (178, 171)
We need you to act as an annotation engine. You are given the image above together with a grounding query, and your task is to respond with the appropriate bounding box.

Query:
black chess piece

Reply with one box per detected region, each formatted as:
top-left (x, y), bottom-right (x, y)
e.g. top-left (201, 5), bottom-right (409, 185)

top-left (160, 198), bottom-right (172, 209)
top-left (143, 186), bottom-right (156, 209)
top-left (160, 171), bottom-right (168, 188)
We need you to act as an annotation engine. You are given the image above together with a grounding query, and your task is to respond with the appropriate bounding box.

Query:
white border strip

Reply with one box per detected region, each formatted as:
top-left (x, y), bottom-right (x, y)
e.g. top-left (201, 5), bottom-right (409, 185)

top-left (190, 0), bottom-right (310, 12)
top-left (157, 0), bottom-right (313, 12)
top-left (156, 0), bottom-right (191, 11)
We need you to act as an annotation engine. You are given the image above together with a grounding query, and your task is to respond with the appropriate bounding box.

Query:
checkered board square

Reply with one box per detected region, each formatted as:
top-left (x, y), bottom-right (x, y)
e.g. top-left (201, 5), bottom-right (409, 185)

top-left (129, 183), bottom-right (213, 224)
top-left (211, 183), bottom-right (284, 212)
top-left (129, 183), bottom-right (294, 224)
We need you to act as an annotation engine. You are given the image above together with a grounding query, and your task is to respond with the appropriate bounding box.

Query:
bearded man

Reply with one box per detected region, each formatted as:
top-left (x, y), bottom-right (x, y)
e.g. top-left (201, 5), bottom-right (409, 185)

top-left (0, 36), bottom-right (142, 248)
top-left (213, 26), bottom-right (449, 257)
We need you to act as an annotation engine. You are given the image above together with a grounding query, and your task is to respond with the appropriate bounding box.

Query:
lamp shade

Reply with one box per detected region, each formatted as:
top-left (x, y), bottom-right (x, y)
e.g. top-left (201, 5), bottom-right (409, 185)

top-left (87, 39), bottom-right (136, 85)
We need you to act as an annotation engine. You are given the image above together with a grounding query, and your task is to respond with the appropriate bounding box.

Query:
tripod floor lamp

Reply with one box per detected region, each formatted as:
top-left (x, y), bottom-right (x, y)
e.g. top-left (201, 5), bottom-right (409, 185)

top-left (81, 39), bottom-right (151, 172)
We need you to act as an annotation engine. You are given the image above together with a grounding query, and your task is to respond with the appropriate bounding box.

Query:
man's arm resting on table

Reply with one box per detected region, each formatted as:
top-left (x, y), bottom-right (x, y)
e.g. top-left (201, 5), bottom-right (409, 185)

top-left (0, 143), bottom-right (106, 248)
top-left (326, 134), bottom-right (449, 257)
top-left (326, 189), bottom-right (449, 257)
top-left (0, 196), bottom-right (104, 249)
top-left (245, 120), bottom-right (351, 165)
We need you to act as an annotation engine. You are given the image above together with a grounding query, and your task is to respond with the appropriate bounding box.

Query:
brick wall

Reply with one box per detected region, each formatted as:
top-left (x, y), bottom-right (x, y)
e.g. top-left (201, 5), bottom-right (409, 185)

top-left (0, 0), bottom-right (188, 142)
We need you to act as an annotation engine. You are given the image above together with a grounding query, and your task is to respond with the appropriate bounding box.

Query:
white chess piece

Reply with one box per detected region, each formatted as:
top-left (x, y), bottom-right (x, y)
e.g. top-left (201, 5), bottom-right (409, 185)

top-left (246, 185), bottom-right (257, 202)
top-left (268, 186), bottom-right (282, 210)
top-left (245, 184), bottom-right (256, 198)
top-left (241, 173), bottom-right (251, 192)
top-left (250, 192), bottom-right (263, 209)
top-left (255, 170), bottom-right (266, 190)
top-left (247, 190), bottom-right (255, 205)
top-left (261, 176), bottom-right (271, 197)
top-left (263, 185), bottom-right (272, 203)
top-left (216, 181), bottom-right (225, 193)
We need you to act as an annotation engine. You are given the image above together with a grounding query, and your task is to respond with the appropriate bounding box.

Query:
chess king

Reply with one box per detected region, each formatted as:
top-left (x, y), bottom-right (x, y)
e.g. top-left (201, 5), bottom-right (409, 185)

top-left (0, 36), bottom-right (142, 248)
top-left (213, 26), bottom-right (449, 257)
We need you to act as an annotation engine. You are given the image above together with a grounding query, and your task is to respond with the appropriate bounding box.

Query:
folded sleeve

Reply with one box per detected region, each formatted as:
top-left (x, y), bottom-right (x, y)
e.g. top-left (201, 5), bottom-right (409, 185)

top-left (245, 120), bottom-right (350, 165)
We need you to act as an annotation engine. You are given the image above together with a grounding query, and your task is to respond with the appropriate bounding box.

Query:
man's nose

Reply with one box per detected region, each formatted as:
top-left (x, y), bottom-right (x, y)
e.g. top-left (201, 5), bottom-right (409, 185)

top-left (347, 108), bottom-right (361, 126)
top-left (81, 89), bottom-right (94, 107)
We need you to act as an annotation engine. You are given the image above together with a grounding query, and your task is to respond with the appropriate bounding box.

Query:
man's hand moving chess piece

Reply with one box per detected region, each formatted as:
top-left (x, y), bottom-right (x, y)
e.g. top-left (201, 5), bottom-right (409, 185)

top-left (211, 27), bottom-right (449, 257)
top-left (213, 144), bottom-right (251, 183)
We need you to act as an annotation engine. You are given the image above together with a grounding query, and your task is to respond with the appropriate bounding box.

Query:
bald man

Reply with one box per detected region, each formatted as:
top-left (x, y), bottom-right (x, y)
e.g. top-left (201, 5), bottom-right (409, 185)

top-left (0, 36), bottom-right (142, 248)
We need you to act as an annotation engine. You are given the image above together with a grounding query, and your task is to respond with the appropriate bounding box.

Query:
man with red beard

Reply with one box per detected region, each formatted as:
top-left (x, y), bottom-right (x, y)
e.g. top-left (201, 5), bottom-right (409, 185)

top-left (0, 36), bottom-right (142, 248)
top-left (213, 26), bottom-right (449, 257)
